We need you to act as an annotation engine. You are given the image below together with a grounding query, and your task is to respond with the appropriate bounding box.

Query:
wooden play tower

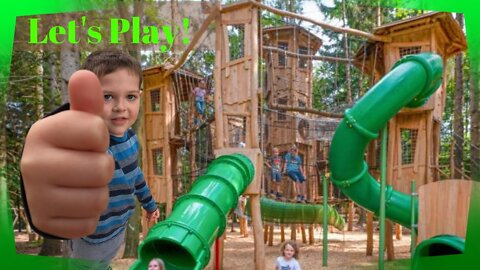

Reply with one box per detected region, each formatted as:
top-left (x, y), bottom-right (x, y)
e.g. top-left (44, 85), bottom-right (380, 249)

top-left (139, 1), bottom-right (468, 268)
top-left (263, 25), bottom-right (322, 201)
top-left (141, 66), bottom-right (204, 223)
top-left (353, 11), bottom-right (468, 257)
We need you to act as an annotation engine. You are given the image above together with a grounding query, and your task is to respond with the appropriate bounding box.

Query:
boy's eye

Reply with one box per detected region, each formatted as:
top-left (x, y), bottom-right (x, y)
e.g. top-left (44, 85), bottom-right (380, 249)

top-left (127, 95), bottom-right (138, 101)
top-left (104, 94), bottom-right (113, 101)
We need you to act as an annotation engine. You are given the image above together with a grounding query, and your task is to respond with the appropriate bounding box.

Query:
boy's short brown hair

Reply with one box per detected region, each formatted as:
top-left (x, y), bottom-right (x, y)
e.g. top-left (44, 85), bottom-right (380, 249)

top-left (81, 48), bottom-right (142, 87)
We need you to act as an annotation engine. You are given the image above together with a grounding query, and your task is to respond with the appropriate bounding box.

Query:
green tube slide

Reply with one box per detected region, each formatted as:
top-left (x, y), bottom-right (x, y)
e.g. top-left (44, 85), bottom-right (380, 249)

top-left (247, 197), bottom-right (345, 230)
top-left (412, 234), bottom-right (465, 269)
top-left (329, 53), bottom-right (442, 228)
top-left (130, 154), bottom-right (254, 270)
top-left (329, 53), bottom-right (467, 265)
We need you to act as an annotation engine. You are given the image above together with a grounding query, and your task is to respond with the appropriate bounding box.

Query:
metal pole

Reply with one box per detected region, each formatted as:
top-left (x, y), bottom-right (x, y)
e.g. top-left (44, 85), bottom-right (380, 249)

top-left (379, 125), bottom-right (388, 270)
top-left (410, 180), bottom-right (417, 260)
top-left (323, 174), bottom-right (328, 267)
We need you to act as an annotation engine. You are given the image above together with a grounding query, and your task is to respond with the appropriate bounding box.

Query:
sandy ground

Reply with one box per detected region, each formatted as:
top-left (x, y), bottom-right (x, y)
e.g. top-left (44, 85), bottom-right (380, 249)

top-left (15, 223), bottom-right (412, 270)
top-left (111, 223), bottom-right (412, 270)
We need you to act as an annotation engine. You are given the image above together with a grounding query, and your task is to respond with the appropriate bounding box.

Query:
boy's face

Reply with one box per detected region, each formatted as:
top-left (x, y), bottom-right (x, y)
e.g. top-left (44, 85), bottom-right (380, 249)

top-left (273, 148), bottom-right (279, 156)
top-left (100, 68), bottom-right (141, 137)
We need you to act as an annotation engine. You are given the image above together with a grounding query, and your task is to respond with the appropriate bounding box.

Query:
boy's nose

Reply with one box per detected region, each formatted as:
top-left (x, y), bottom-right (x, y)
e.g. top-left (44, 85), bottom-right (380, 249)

top-left (113, 99), bottom-right (127, 112)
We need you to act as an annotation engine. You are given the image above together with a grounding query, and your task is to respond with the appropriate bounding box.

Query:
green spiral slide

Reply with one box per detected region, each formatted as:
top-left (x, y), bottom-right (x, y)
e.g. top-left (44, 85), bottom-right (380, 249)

top-left (130, 154), bottom-right (254, 270)
top-left (248, 197), bottom-right (345, 230)
top-left (328, 53), bottom-right (465, 264)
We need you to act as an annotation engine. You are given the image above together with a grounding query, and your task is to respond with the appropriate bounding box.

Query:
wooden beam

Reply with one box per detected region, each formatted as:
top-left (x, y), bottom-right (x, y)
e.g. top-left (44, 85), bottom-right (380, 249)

top-left (268, 224), bottom-right (274, 246)
top-left (301, 225), bottom-right (307, 244)
top-left (366, 211), bottom-right (374, 256)
top-left (386, 220), bottom-right (395, 260)
top-left (250, 1), bottom-right (389, 42)
top-left (396, 224), bottom-right (402, 240)
top-left (308, 224), bottom-right (314, 244)
top-left (185, 115), bottom-right (215, 135)
top-left (263, 45), bottom-right (352, 64)
top-left (163, 6), bottom-right (221, 79)
top-left (269, 104), bottom-right (344, 119)
top-left (348, 201), bottom-right (354, 231)
top-left (264, 224), bottom-right (269, 244)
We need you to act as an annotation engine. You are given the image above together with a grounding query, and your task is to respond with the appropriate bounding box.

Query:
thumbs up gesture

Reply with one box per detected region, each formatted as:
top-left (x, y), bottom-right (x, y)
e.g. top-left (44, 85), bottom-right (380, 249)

top-left (20, 70), bottom-right (114, 239)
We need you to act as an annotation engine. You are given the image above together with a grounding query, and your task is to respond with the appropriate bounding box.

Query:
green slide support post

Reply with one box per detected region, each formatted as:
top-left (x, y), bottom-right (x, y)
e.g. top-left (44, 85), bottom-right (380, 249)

top-left (250, 197), bottom-right (345, 230)
top-left (130, 154), bottom-right (254, 270)
top-left (329, 53), bottom-right (442, 228)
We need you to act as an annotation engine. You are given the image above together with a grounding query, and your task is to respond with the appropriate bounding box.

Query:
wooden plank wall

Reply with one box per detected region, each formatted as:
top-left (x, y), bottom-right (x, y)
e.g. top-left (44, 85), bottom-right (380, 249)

top-left (418, 180), bottom-right (472, 243)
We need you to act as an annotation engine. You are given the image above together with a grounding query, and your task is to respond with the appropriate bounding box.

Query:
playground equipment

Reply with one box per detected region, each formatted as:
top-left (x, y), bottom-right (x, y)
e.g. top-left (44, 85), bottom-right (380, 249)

top-left (131, 154), bottom-right (254, 270)
top-left (329, 53), bottom-right (443, 227)
top-left (329, 53), bottom-right (469, 266)
top-left (255, 197), bottom-right (344, 230)
top-left (138, 1), bottom-right (468, 268)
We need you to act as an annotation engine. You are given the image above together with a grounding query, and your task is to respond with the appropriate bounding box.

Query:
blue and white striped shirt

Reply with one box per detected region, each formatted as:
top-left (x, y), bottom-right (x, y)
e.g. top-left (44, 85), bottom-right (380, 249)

top-left (83, 128), bottom-right (157, 244)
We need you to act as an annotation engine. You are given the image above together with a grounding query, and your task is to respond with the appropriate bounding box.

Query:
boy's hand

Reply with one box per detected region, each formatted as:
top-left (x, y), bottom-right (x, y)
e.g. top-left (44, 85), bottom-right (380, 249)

top-left (20, 70), bottom-right (114, 239)
top-left (145, 209), bottom-right (160, 223)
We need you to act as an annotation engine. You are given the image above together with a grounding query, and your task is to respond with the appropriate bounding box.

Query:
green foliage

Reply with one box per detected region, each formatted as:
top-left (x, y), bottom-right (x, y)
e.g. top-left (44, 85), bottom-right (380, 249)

top-left (6, 50), bottom-right (62, 212)
top-left (262, 0), bottom-right (304, 26)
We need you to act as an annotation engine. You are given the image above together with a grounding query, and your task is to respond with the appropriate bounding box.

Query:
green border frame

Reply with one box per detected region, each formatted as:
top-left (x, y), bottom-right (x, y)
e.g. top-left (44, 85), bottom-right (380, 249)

top-left (0, 0), bottom-right (478, 269)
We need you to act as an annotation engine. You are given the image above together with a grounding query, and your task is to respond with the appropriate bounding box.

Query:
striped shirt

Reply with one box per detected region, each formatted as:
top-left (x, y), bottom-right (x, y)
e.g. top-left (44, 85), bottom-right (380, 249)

top-left (83, 128), bottom-right (157, 244)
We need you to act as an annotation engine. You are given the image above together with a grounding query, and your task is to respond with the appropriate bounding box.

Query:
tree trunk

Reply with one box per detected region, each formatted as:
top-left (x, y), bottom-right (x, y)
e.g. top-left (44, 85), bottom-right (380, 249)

top-left (470, 63), bottom-right (480, 181)
top-left (60, 14), bottom-right (80, 103)
top-left (453, 13), bottom-right (464, 179)
top-left (342, 0), bottom-right (352, 103)
top-left (376, 5), bottom-right (382, 27)
top-left (48, 52), bottom-right (60, 112)
top-left (35, 51), bottom-right (44, 118)
top-left (38, 239), bottom-right (63, 256)
top-left (117, 0), bottom-right (143, 58)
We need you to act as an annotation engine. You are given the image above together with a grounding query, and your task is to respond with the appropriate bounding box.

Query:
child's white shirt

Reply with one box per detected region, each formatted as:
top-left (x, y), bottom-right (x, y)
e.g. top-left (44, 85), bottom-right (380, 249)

top-left (276, 256), bottom-right (301, 270)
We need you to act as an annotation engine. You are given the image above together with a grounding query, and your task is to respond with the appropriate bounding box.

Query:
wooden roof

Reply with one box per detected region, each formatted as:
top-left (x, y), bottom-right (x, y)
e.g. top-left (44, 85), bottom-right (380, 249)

top-left (353, 12), bottom-right (467, 75)
top-left (263, 25), bottom-right (323, 52)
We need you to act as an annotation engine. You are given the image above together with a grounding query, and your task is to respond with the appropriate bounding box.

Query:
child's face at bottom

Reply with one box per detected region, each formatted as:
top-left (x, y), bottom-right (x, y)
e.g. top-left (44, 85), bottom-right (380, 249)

top-left (100, 68), bottom-right (141, 137)
top-left (148, 261), bottom-right (161, 270)
top-left (284, 244), bottom-right (295, 260)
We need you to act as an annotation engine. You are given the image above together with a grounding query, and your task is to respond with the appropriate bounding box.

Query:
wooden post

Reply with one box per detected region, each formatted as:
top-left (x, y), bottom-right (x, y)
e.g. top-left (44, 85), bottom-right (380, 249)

top-left (366, 211), bottom-right (374, 256)
top-left (308, 224), bottom-right (314, 244)
top-left (291, 224), bottom-right (297, 240)
top-left (264, 224), bottom-right (269, 244)
top-left (395, 224), bottom-right (402, 240)
top-left (328, 181), bottom-right (333, 198)
top-left (280, 224), bottom-right (285, 243)
top-left (301, 225), bottom-right (307, 244)
top-left (268, 224), bottom-right (274, 246)
top-left (348, 201), bottom-right (354, 231)
top-left (386, 220), bottom-right (395, 260)
top-left (251, 194), bottom-right (265, 270)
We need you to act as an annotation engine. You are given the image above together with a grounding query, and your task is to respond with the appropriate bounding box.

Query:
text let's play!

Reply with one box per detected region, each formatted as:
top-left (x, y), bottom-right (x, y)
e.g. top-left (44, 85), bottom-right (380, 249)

top-left (29, 16), bottom-right (190, 51)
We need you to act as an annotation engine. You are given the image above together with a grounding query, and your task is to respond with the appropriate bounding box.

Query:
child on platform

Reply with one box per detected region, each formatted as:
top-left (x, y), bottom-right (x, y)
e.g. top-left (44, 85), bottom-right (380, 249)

top-left (283, 145), bottom-right (306, 202)
top-left (266, 147), bottom-right (283, 199)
